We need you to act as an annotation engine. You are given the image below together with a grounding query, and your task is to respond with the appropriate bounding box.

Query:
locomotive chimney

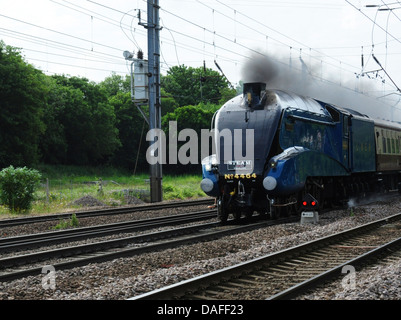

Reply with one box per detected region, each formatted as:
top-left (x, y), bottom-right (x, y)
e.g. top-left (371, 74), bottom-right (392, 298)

top-left (243, 82), bottom-right (267, 108)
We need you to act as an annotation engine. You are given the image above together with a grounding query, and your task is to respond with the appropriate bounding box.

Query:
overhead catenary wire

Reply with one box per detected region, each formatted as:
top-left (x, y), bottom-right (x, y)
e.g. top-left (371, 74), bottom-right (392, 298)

top-left (162, 0), bottom-right (401, 104)
top-left (213, 0), bottom-right (359, 70)
top-left (156, 1), bottom-right (387, 98)
top-left (346, 0), bottom-right (401, 93)
top-left (345, 0), bottom-right (401, 48)
top-left (87, 0), bottom-right (381, 82)
top-left (0, 27), bottom-right (128, 77)
top-left (45, 0), bottom-right (234, 75)
top-left (215, 0), bottom-right (400, 94)
top-left (1, 0), bottom-right (399, 97)
top-left (0, 13), bottom-right (124, 54)
top-left (159, 0), bottom-right (370, 85)
top-left (52, 0), bottom-right (145, 51)
top-left (0, 28), bottom-right (123, 63)
top-left (56, 0), bottom-right (238, 69)
top-left (0, 1), bottom-right (233, 80)
top-left (372, 53), bottom-right (401, 92)
top-left (0, 2), bottom-right (145, 79)
top-left (29, 57), bottom-right (127, 74)
top-left (120, 8), bottom-right (142, 51)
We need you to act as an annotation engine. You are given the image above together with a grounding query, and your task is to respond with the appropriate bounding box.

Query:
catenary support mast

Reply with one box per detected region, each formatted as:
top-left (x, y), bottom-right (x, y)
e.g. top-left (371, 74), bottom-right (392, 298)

top-left (124, 0), bottom-right (162, 202)
top-left (147, 0), bottom-right (162, 202)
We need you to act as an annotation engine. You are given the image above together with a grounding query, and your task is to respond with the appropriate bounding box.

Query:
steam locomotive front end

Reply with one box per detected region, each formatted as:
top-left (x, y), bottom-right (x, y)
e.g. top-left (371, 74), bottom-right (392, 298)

top-left (201, 82), bottom-right (282, 222)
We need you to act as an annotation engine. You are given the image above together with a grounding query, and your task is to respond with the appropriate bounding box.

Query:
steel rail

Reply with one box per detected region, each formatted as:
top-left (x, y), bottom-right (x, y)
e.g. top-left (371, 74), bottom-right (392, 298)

top-left (0, 198), bottom-right (214, 228)
top-left (130, 212), bottom-right (401, 300)
top-left (0, 220), bottom-right (219, 273)
top-left (268, 236), bottom-right (401, 300)
top-left (0, 216), bottom-right (297, 282)
top-left (0, 210), bottom-right (217, 253)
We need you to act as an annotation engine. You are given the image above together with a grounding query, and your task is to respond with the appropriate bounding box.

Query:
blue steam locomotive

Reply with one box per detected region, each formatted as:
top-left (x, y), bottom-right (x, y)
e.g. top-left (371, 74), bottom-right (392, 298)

top-left (201, 82), bottom-right (401, 222)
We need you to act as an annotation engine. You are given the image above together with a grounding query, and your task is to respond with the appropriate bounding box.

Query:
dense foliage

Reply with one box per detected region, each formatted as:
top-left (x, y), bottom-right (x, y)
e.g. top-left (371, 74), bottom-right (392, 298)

top-left (162, 103), bottom-right (219, 173)
top-left (161, 65), bottom-right (230, 106)
top-left (0, 41), bottom-right (237, 173)
top-left (0, 42), bottom-right (47, 167)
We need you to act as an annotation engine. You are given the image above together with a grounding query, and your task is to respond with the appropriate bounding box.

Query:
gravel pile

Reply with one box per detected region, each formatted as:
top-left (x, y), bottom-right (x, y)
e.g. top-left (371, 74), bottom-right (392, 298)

top-left (72, 195), bottom-right (106, 207)
top-left (0, 196), bottom-right (401, 300)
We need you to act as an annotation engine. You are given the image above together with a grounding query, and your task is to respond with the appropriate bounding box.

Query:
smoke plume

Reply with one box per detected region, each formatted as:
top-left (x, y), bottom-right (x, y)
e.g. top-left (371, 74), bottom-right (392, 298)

top-left (241, 50), bottom-right (400, 122)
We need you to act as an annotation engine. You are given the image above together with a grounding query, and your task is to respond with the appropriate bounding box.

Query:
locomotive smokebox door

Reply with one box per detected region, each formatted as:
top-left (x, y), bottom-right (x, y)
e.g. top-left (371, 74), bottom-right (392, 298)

top-left (300, 193), bottom-right (319, 224)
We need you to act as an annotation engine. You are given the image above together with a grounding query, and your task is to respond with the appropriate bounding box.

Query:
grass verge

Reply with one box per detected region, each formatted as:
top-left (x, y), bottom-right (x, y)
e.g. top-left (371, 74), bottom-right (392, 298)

top-left (0, 165), bottom-right (207, 217)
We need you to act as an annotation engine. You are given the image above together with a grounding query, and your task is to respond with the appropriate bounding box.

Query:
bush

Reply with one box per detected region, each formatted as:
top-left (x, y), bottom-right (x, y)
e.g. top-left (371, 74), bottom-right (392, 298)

top-left (0, 166), bottom-right (42, 212)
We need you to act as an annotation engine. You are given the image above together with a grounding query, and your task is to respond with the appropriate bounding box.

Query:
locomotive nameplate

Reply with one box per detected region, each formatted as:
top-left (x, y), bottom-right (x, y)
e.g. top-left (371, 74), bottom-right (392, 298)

top-left (227, 160), bottom-right (253, 171)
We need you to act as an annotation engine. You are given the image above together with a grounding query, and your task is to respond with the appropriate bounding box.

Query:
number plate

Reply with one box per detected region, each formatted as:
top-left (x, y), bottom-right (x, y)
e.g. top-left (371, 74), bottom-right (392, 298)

top-left (302, 211), bottom-right (314, 218)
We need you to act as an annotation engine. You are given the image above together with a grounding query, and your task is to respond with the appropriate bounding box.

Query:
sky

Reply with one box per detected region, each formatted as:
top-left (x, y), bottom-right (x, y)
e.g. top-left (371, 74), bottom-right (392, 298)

top-left (1, 0), bottom-right (401, 120)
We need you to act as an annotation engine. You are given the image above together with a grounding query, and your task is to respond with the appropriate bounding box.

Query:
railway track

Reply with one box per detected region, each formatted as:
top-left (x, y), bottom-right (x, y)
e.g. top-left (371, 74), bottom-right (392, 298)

top-left (130, 212), bottom-right (401, 300)
top-left (0, 210), bottom-right (216, 253)
top-left (0, 212), bottom-right (296, 282)
top-left (0, 198), bottom-right (214, 227)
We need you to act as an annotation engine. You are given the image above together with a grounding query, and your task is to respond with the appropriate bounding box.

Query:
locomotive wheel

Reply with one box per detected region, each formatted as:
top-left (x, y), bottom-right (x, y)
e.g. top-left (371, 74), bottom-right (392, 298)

top-left (217, 196), bottom-right (228, 223)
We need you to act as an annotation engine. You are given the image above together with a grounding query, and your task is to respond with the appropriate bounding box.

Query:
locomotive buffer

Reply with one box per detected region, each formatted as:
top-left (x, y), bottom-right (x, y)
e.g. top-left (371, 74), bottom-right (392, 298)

top-left (300, 193), bottom-right (319, 224)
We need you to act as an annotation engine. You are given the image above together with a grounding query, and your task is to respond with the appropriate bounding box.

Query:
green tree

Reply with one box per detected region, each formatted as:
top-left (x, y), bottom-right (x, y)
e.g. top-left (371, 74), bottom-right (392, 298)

top-left (161, 87), bottom-right (179, 116)
top-left (161, 104), bottom-right (218, 173)
top-left (41, 75), bottom-right (120, 165)
top-left (218, 87), bottom-right (238, 105)
top-left (99, 72), bottom-right (131, 97)
top-left (108, 92), bottom-right (148, 171)
top-left (39, 77), bottom-right (69, 164)
top-left (161, 65), bottom-right (229, 107)
top-left (0, 41), bottom-right (46, 168)
top-left (101, 74), bottom-right (178, 171)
